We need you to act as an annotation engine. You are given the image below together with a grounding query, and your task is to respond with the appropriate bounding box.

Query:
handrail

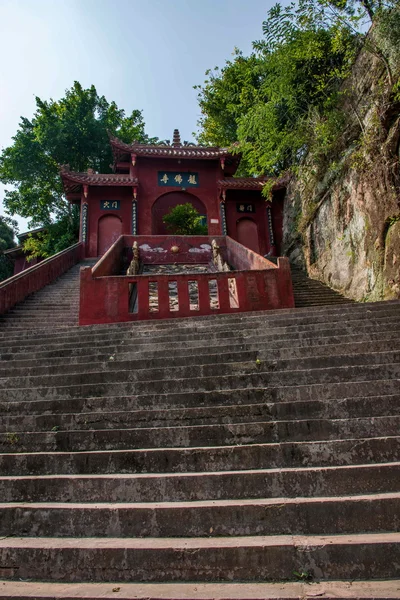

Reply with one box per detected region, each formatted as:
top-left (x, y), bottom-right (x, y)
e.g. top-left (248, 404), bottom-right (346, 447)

top-left (0, 242), bottom-right (82, 289)
top-left (0, 242), bottom-right (84, 315)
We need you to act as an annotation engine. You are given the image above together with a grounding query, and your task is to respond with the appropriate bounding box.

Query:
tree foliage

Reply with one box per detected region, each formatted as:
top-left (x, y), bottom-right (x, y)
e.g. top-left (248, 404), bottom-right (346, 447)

top-left (0, 216), bottom-right (17, 282)
top-left (163, 204), bottom-right (208, 235)
top-left (195, 0), bottom-right (400, 181)
top-left (0, 81), bottom-right (156, 258)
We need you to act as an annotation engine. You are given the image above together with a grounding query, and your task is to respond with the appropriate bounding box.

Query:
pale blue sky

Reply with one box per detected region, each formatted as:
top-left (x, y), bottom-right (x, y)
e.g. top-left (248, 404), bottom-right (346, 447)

top-left (0, 0), bottom-right (273, 232)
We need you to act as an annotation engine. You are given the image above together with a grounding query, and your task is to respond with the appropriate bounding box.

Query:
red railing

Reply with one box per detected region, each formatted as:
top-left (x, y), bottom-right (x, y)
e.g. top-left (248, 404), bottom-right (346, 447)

top-left (0, 242), bottom-right (84, 316)
top-left (79, 254), bottom-right (294, 325)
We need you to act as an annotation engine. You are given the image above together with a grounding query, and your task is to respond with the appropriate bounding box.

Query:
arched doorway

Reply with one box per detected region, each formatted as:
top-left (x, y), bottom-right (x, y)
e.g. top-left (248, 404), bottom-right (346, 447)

top-left (152, 191), bottom-right (207, 234)
top-left (97, 214), bottom-right (122, 256)
top-left (237, 218), bottom-right (260, 254)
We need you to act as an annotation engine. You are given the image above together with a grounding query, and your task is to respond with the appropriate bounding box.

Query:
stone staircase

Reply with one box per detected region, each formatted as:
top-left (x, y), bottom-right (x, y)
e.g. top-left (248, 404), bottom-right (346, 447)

top-left (0, 262), bottom-right (399, 598)
top-left (290, 266), bottom-right (352, 307)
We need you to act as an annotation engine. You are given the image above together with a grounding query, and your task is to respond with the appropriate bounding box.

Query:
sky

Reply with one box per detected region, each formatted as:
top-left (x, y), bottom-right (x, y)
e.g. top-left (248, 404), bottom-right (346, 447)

top-left (0, 0), bottom-right (273, 233)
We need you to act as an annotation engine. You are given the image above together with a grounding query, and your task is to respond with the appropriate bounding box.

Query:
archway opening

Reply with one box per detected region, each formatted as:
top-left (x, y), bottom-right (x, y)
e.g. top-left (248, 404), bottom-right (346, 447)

top-left (97, 214), bottom-right (122, 256)
top-left (152, 191), bottom-right (207, 235)
top-left (237, 218), bottom-right (260, 254)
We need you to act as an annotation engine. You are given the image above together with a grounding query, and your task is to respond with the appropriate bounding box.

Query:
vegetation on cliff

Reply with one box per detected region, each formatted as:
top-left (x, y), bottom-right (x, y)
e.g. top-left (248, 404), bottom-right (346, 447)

top-left (195, 0), bottom-right (400, 186)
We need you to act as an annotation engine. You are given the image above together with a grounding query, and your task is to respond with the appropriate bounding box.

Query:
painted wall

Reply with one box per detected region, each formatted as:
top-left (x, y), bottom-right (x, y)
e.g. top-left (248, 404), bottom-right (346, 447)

top-left (133, 157), bottom-right (223, 237)
top-left (224, 190), bottom-right (270, 256)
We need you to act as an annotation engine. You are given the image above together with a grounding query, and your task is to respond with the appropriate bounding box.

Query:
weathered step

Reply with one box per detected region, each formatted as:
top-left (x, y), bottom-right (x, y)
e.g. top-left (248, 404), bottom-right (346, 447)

top-left (2, 315), bottom-right (400, 361)
top-left (1, 392), bottom-right (398, 434)
top-left (1, 580), bottom-right (400, 600)
top-left (1, 378), bottom-right (398, 418)
top-left (1, 463), bottom-right (399, 502)
top-left (0, 350), bottom-right (258, 379)
top-left (0, 533), bottom-right (398, 582)
top-left (2, 493), bottom-right (399, 538)
top-left (3, 327), bottom-right (400, 368)
top-left (0, 341), bottom-right (400, 388)
top-left (1, 302), bottom-right (399, 348)
top-left (2, 362), bottom-right (400, 403)
top-left (4, 332), bottom-right (400, 374)
top-left (0, 415), bottom-right (398, 453)
top-left (1, 435), bottom-right (398, 476)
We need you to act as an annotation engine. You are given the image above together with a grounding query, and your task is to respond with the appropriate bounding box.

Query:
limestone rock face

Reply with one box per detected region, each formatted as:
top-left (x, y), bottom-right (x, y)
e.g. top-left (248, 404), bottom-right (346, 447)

top-left (282, 48), bottom-right (400, 302)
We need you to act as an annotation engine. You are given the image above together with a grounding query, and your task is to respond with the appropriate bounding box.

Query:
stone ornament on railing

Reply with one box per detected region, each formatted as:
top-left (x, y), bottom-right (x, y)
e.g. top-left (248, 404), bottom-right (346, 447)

top-left (127, 241), bottom-right (140, 275)
top-left (212, 239), bottom-right (230, 272)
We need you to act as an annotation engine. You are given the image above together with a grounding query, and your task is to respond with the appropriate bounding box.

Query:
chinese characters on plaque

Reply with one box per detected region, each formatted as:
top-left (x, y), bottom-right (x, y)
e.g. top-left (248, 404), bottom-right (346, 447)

top-left (158, 172), bottom-right (199, 187)
top-left (100, 200), bottom-right (120, 210)
top-left (236, 203), bottom-right (255, 213)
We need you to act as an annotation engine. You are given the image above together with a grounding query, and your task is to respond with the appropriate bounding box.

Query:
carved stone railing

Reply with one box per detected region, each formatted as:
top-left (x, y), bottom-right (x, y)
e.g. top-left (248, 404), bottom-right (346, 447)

top-left (79, 235), bottom-right (294, 326)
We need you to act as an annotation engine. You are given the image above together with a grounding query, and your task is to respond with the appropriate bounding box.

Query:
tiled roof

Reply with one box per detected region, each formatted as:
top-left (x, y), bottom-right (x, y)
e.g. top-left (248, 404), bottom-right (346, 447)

top-left (217, 177), bottom-right (268, 190)
top-left (60, 167), bottom-right (138, 195)
top-left (110, 135), bottom-right (236, 161)
top-left (218, 175), bottom-right (289, 191)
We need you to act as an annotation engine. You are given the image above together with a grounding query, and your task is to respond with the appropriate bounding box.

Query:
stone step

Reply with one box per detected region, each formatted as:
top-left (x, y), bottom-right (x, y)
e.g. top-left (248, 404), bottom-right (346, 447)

top-left (1, 392), bottom-right (398, 433)
top-left (0, 533), bottom-right (398, 582)
top-left (1, 347), bottom-right (400, 384)
top-left (1, 362), bottom-right (399, 403)
top-left (2, 316), bottom-right (399, 358)
top-left (0, 414), bottom-right (398, 453)
top-left (1, 462), bottom-right (399, 502)
top-left (1, 301), bottom-right (399, 344)
top-left (0, 350), bottom-right (257, 379)
top-left (1, 378), bottom-right (398, 416)
top-left (2, 328), bottom-right (399, 366)
top-left (1, 580), bottom-right (400, 600)
top-left (2, 336), bottom-right (400, 378)
top-left (0, 435), bottom-right (397, 476)
top-left (2, 493), bottom-right (399, 538)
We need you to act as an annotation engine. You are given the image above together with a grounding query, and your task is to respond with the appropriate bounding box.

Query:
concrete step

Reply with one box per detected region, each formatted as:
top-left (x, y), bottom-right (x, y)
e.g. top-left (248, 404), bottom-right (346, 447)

top-left (2, 493), bottom-right (399, 538)
top-left (1, 362), bottom-right (399, 403)
top-left (1, 347), bottom-right (399, 383)
top-left (1, 300), bottom-right (399, 344)
top-left (0, 415), bottom-right (398, 453)
top-left (1, 462), bottom-right (398, 502)
top-left (2, 316), bottom-right (399, 358)
top-left (0, 533), bottom-right (398, 582)
top-left (1, 580), bottom-right (400, 600)
top-left (0, 378), bottom-right (398, 416)
top-left (0, 435), bottom-right (397, 476)
top-left (2, 328), bottom-right (399, 366)
top-left (1, 392), bottom-right (398, 433)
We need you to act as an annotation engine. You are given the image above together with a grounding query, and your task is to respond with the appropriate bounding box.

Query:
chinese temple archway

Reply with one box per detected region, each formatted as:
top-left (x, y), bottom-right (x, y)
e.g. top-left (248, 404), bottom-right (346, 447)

top-left (237, 217), bottom-right (260, 254)
top-left (151, 191), bottom-right (207, 235)
top-left (97, 214), bottom-right (122, 256)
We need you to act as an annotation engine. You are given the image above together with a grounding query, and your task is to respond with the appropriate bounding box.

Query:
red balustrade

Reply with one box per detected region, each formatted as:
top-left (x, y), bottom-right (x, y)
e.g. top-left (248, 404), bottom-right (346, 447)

top-left (0, 243), bottom-right (84, 316)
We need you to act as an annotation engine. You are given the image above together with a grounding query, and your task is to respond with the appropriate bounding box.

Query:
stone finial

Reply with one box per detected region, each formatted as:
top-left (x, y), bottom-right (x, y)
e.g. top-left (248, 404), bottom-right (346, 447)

top-left (172, 129), bottom-right (181, 147)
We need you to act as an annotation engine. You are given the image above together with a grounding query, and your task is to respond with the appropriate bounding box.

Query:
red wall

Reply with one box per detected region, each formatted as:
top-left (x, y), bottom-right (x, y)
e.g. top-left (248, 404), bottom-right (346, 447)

top-left (132, 157), bottom-right (223, 238)
top-left (84, 186), bottom-right (133, 257)
top-left (224, 191), bottom-right (270, 256)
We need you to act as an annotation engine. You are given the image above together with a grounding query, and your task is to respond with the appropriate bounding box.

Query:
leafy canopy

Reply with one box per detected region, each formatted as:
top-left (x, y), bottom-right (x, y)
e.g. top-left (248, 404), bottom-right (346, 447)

top-left (195, 0), bottom-right (400, 180)
top-left (163, 204), bottom-right (208, 235)
top-left (0, 216), bottom-right (17, 282)
top-left (0, 81), bottom-right (156, 258)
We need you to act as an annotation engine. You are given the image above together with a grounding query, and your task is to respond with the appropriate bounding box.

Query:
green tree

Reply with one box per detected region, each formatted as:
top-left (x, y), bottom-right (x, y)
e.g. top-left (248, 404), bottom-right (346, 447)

top-left (163, 204), bottom-right (208, 235)
top-left (0, 81), bottom-right (156, 258)
top-left (0, 216), bottom-right (17, 282)
top-left (196, 0), bottom-right (400, 182)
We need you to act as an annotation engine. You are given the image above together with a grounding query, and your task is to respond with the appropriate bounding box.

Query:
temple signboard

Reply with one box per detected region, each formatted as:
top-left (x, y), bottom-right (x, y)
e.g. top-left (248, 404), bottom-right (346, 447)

top-left (237, 203), bottom-right (255, 213)
top-left (101, 201), bottom-right (120, 210)
top-left (158, 172), bottom-right (199, 187)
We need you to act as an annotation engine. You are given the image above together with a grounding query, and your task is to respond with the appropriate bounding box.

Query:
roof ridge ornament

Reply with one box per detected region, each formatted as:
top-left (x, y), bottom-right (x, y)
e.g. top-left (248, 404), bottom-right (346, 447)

top-left (172, 129), bottom-right (181, 147)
